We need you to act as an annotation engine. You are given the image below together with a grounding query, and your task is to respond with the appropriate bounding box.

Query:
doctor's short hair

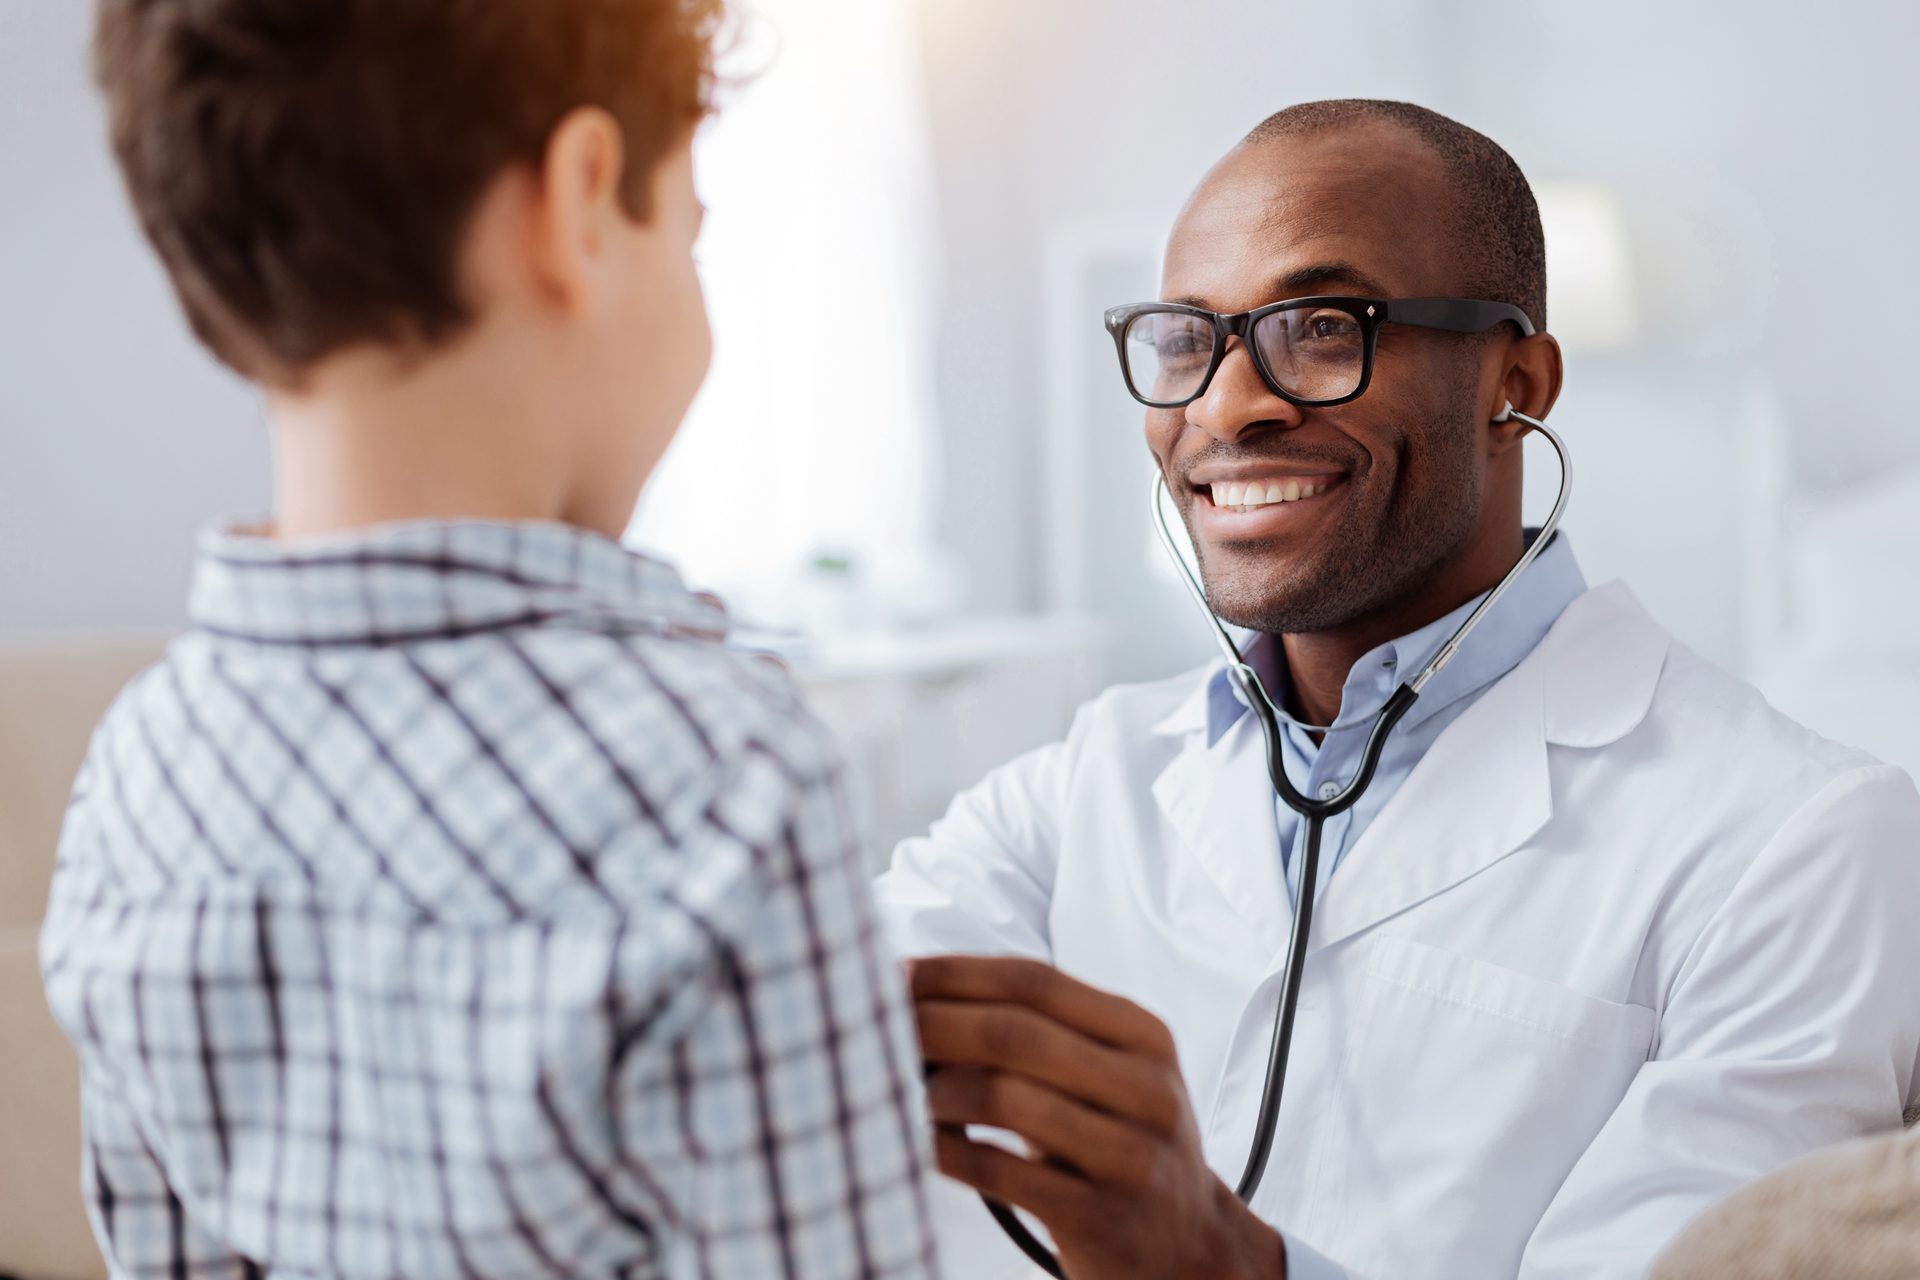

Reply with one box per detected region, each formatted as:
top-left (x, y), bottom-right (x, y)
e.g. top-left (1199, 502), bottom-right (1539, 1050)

top-left (1244, 100), bottom-right (1548, 335)
top-left (92, 0), bottom-right (728, 386)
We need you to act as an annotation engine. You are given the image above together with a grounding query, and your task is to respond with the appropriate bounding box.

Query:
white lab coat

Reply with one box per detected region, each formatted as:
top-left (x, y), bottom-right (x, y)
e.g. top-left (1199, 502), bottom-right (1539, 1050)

top-left (877, 583), bottom-right (1920, 1279)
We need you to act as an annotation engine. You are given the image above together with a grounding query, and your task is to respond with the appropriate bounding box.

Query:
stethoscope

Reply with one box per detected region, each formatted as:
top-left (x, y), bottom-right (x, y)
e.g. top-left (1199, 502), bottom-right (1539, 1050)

top-left (986, 403), bottom-right (1572, 1277)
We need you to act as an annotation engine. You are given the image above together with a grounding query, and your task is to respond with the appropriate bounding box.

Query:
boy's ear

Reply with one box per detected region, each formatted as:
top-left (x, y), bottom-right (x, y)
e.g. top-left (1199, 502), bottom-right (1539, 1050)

top-left (528, 106), bottom-right (630, 315)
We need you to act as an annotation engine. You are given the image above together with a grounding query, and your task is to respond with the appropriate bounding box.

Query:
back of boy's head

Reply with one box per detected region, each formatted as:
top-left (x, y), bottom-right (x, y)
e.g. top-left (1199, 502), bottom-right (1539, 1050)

top-left (95, 0), bottom-right (725, 387)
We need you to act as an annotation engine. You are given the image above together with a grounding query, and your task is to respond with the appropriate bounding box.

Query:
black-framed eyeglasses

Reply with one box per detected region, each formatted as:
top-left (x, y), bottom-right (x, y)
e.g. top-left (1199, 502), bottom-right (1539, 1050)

top-left (1103, 295), bottom-right (1535, 409)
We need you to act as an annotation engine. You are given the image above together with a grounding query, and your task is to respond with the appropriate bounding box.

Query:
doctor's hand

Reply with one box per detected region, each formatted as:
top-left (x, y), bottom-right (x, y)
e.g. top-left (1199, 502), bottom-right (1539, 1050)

top-left (909, 956), bottom-right (1288, 1280)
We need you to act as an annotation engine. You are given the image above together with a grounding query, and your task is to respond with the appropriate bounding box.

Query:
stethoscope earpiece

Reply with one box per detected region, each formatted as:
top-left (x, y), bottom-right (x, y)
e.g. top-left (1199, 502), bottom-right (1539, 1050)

top-left (1493, 400), bottom-right (1516, 423)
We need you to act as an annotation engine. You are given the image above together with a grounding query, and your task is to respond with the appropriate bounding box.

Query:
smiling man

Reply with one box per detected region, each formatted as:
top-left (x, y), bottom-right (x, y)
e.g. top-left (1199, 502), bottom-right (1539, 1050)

top-left (877, 101), bottom-right (1920, 1278)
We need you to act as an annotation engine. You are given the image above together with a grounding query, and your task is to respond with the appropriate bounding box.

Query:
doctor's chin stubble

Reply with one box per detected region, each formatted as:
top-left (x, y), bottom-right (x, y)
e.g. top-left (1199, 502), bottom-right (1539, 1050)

top-left (1182, 364), bottom-right (1488, 636)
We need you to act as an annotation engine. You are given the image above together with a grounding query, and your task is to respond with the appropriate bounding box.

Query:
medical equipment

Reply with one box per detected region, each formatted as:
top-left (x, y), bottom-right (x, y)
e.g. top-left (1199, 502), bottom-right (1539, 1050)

top-left (985, 403), bottom-right (1573, 1277)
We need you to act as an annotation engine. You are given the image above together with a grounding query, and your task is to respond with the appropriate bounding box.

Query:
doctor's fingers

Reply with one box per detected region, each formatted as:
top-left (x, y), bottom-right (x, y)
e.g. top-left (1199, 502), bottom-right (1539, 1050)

top-left (914, 999), bottom-right (1193, 1136)
top-left (926, 1067), bottom-right (1166, 1187)
top-left (930, 1128), bottom-right (1101, 1236)
top-left (909, 954), bottom-right (1180, 1062)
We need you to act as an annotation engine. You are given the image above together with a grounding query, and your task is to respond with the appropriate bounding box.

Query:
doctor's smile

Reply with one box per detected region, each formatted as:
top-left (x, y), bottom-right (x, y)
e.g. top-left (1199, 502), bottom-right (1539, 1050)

top-left (1187, 465), bottom-right (1348, 536)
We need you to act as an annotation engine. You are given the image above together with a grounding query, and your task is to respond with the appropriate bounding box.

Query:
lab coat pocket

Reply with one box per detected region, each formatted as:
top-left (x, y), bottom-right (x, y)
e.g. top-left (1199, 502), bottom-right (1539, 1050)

top-left (1336, 934), bottom-right (1655, 1275)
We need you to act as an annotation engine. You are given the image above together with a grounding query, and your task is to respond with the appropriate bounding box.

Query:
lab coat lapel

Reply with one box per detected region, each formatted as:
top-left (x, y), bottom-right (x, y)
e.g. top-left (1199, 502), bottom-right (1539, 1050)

top-left (1306, 653), bottom-right (1552, 957)
top-left (1305, 581), bottom-right (1669, 957)
top-left (1151, 709), bottom-right (1295, 960)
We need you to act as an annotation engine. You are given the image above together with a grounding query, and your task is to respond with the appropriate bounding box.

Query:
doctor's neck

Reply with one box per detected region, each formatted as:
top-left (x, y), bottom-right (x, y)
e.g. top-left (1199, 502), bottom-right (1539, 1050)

top-left (1275, 515), bottom-right (1527, 730)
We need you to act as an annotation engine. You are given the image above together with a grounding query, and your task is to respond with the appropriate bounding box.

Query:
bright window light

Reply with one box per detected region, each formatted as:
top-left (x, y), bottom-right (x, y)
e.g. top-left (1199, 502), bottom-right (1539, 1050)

top-left (627, 0), bottom-right (943, 628)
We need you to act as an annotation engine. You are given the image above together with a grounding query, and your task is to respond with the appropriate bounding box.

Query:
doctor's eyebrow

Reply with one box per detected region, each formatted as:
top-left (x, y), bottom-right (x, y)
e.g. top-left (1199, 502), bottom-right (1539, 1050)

top-left (1166, 261), bottom-right (1395, 310)
top-left (1274, 261), bottom-right (1392, 296)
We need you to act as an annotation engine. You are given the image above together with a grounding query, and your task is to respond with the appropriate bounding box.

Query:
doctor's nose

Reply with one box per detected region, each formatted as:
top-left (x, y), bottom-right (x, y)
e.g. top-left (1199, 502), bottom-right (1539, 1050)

top-left (1183, 339), bottom-right (1307, 445)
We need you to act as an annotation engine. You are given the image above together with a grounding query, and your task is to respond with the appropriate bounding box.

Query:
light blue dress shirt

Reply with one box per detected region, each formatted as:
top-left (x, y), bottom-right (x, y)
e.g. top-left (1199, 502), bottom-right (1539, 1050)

top-left (1198, 533), bottom-right (1586, 1280)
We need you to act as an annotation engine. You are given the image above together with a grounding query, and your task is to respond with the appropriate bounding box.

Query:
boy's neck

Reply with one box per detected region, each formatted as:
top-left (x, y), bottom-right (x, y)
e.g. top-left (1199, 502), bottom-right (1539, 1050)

top-left (265, 333), bottom-right (596, 543)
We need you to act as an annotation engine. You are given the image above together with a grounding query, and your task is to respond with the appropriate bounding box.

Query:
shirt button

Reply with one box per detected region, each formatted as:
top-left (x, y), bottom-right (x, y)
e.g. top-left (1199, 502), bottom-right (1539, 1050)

top-left (1319, 781), bottom-right (1339, 800)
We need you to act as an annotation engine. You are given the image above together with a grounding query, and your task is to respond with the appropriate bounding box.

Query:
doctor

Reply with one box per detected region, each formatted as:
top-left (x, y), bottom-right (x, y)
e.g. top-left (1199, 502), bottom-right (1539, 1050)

top-left (878, 99), bottom-right (1920, 1279)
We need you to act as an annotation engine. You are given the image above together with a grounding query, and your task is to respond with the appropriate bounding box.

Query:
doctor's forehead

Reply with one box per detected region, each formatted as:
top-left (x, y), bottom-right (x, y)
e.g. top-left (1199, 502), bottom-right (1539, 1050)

top-left (1159, 125), bottom-right (1459, 312)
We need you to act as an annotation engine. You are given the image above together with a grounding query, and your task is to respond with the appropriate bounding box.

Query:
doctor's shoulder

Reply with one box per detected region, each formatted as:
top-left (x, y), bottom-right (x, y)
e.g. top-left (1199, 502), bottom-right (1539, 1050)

top-left (1077, 660), bottom-right (1226, 738)
top-left (1649, 638), bottom-right (1913, 801)
top-left (1020, 659), bottom-right (1231, 778)
top-left (1626, 635), bottom-right (1920, 888)
top-left (890, 659), bottom-right (1218, 859)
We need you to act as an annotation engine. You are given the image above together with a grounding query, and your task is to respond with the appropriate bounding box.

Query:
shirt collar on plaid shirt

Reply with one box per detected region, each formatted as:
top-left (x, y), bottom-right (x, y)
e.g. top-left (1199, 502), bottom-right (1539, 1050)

top-left (190, 518), bottom-right (729, 647)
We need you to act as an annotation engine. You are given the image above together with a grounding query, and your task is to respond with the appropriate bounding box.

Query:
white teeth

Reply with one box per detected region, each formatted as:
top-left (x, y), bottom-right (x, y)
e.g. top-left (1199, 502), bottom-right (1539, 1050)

top-left (1208, 478), bottom-right (1333, 511)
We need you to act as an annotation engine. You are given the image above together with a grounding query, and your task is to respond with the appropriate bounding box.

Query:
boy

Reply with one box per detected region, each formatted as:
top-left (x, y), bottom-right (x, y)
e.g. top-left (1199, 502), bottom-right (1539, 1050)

top-left (38, 3), bottom-right (941, 1277)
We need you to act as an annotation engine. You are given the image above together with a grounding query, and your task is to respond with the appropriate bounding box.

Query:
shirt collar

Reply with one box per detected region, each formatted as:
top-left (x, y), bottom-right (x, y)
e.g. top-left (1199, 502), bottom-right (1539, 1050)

top-left (190, 518), bottom-right (727, 647)
top-left (1199, 531), bottom-right (1587, 746)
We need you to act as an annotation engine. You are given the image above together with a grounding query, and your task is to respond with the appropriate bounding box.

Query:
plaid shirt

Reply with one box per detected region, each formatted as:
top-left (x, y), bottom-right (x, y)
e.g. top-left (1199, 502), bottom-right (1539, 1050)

top-left (39, 519), bottom-right (941, 1280)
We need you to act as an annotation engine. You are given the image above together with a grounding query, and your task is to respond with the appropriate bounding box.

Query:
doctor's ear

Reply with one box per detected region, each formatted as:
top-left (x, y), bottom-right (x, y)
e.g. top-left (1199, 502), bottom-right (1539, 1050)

top-left (1487, 329), bottom-right (1563, 446)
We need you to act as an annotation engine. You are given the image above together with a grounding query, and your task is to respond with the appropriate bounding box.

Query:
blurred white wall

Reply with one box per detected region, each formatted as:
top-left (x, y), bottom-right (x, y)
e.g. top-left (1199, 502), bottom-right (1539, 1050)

top-left (0, 2), bottom-right (269, 636)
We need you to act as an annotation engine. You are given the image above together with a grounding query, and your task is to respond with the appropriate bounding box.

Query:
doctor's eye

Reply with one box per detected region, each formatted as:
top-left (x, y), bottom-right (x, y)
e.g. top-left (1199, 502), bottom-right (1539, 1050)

top-left (1131, 316), bottom-right (1213, 365)
top-left (1292, 309), bottom-right (1363, 342)
top-left (1156, 332), bottom-right (1213, 361)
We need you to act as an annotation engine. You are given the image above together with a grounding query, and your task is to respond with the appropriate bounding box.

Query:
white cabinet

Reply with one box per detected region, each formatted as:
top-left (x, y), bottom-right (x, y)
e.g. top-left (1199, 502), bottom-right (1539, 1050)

top-left (795, 617), bottom-right (1101, 869)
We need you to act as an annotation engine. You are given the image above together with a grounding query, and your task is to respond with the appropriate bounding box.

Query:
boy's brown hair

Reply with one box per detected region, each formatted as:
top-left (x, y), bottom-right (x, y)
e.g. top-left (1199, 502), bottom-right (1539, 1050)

top-left (95, 0), bottom-right (725, 384)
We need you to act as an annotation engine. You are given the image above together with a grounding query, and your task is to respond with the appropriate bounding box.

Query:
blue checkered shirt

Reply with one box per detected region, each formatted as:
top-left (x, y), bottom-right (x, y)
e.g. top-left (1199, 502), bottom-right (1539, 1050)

top-left (39, 519), bottom-right (942, 1279)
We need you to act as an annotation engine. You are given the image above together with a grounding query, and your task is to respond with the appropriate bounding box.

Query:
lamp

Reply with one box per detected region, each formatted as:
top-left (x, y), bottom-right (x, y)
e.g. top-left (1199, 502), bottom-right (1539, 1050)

top-left (1536, 181), bottom-right (1641, 352)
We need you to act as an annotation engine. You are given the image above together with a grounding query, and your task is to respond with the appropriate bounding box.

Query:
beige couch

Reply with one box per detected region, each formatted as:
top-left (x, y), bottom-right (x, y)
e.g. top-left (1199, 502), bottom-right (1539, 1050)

top-left (1653, 1121), bottom-right (1920, 1279)
top-left (1, 634), bottom-right (171, 1280)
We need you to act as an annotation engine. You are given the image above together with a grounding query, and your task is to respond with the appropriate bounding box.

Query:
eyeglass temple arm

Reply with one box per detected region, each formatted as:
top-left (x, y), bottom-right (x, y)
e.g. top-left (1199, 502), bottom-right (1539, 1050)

top-left (1380, 298), bottom-right (1535, 337)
